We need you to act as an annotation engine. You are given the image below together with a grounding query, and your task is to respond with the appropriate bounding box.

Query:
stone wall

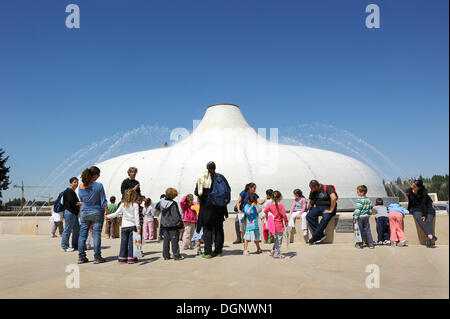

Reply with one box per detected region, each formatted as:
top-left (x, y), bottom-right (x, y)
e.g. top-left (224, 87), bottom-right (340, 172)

top-left (0, 213), bottom-right (447, 245)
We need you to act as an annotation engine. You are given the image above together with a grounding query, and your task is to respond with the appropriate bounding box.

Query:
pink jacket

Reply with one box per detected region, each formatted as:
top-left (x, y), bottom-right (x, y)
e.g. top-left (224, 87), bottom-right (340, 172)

top-left (180, 196), bottom-right (197, 224)
top-left (264, 203), bottom-right (288, 233)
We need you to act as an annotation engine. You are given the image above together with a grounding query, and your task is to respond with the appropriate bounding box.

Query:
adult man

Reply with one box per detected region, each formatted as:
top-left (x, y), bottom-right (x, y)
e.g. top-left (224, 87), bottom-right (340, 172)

top-left (60, 177), bottom-right (82, 252)
top-left (306, 180), bottom-right (337, 244)
top-left (195, 161), bottom-right (231, 258)
top-left (121, 167), bottom-right (141, 198)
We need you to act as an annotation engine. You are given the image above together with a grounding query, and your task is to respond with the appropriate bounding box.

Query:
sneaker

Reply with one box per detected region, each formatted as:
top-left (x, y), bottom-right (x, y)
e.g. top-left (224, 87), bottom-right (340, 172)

top-left (303, 230), bottom-right (308, 236)
top-left (431, 236), bottom-right (437, 247)
top-left (392, 241), bottom-right (397, 247)
top-left (398, 239), bottom-right (407, 247)
top-left (201, 254), bottom-right (213, 259)
top-left (383, 240), bottom-right (390, 245)
top-left (212, 252), bottom-right (223, 257)
top-left (51, 234), bottom-right (57, 238)
top-left (273, 254), bottom-right (285, 259)
top-left (308, 238), bottom-right (315, 245)
top-left (377, 241), bottom-right (383, 246)
top-left (174, 256), bottom-right (185, 261)
top-left (66, 248), bottom-right (75, 252)
top-left (78, 257), bottom-right (89, 264)
top-left (369, 245), bottom-right (375, 249)
top-left (94, 257), bottom-right (106, 264)
top-left (315, 235), bottom-right (327, 244)
top-left (270, 250), bottom-right (275, 256)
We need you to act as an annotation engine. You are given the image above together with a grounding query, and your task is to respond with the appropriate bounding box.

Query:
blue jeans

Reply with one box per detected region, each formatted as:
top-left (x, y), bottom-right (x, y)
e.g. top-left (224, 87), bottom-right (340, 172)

top-left (119, 226), bottom-right (138, 262)
top-left (358, 216), bottom-right (374, 246)
top-left (306, 206), bottom-right (336, 241)
top-left (61, 210), bottom-right (80, 250)
top-left (78, 210), bottom-right (104, 260)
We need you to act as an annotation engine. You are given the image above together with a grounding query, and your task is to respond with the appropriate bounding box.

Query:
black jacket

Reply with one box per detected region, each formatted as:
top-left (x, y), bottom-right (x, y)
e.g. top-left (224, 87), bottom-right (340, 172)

top-left (63, 188), bottom-right (80, 215)
top-left (194, 173), bottom-right (230, 232)
top-left (120, 178), bottom-right (141, 198)
top-left (157, 198), bottom-right (183, 228)
top-left (406, 188), bottom-right (435, 216)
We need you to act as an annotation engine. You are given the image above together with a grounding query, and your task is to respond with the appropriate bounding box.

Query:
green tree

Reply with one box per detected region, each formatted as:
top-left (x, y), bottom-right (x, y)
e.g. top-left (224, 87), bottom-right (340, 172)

top-left (5, 197), bottom-right (25, 207)
top-left (0, 149), bottom-right (11, 198)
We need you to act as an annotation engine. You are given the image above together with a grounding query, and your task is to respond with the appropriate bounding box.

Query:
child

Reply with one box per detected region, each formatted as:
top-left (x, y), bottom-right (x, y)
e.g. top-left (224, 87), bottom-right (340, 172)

top-left (49, 207), bottom-right (63, 238)
top-left (243, 194), bottom-right (263, 256)
top-left (288, 189), bottom-right (308, 240)
top-left (143, 198), bottom-right (154, 240)
top-left (153, 194), bottom-right (166, 242)
top-left (260, 189), bottom-right (274, 244)
top-left (105, 196), bottom-right (118, 239)
top-left (105, 189), bottom-right (141, 264)
top-left (190, 197), bottom-right (203, 255)
top-left (353, 185), bottom-right (375, 249)
top-left (156, 188), bottom-right (184, 261)
top-left (264, 190), bottom-right (288, 259)
top-left (388, 203), bottom-right (409, 247)
top-left (373, 198), bottom-right (390, 245)
top-left (136, 195), bottom-right (145, 243)
top-left (180, 194), bottom-right (197, 250)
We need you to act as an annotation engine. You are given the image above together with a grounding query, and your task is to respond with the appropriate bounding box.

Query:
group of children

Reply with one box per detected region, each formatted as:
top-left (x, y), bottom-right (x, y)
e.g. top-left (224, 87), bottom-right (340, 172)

top-left (240, 188), bottom-right (308, 259)
top-left (105, 188), bottom-right (203, 264)
top-left (353, 184), bottom-right (410, 249)
top-left (102, 184), bottom-right (413, 264)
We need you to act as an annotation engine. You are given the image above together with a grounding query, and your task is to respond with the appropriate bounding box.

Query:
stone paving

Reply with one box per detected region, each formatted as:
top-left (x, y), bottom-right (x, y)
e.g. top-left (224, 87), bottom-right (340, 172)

top-left (0, 234), bottom-right (448, 299)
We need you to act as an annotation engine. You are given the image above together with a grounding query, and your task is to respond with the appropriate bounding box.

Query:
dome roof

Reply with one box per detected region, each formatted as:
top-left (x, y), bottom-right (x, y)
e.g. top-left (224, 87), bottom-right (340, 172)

top-left (96, 104), bottom-right (387, 210)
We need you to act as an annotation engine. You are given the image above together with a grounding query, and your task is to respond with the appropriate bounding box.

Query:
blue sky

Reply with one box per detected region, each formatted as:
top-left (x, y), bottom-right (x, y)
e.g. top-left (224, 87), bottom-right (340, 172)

top-left (0, 0), bottom-right (448, 201)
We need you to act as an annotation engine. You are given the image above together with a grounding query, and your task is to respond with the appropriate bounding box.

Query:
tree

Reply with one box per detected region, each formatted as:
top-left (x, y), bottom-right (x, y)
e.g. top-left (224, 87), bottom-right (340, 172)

top-left (0, 148), bottom-right (10, 198)
top-left (5, 197), bottom-right (25, 207)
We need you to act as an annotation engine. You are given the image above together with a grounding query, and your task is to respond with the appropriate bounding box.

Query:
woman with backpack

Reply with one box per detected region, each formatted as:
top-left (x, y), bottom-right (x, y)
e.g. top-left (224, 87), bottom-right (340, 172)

top-left (195, 161), bottom-right (231, 258)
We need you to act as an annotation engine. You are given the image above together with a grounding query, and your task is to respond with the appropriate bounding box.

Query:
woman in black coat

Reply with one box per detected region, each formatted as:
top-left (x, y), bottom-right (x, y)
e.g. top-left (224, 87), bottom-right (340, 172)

top-left (195, 161), bottom-right (230, 258)
top-left (406, 179), bottom-right (437, 247)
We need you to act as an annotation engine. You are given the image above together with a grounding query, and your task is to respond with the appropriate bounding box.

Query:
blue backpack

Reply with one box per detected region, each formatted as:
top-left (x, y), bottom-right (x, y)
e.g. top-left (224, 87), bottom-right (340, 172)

top-left (210, 173), bottom-right (231, 207)
top-left (53, 191), bottom-right (65, 213)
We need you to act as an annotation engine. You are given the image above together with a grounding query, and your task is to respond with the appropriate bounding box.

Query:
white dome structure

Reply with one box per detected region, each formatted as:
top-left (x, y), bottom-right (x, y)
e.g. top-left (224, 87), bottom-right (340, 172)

top-left (96, 104), bottom-right (388, 210)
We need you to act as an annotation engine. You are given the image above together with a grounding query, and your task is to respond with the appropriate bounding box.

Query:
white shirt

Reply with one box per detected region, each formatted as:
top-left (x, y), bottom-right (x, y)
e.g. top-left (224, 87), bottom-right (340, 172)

top-left (143, 205), bottom-right (153, 221)
top-left (107, 203), bottom-right (140, 228)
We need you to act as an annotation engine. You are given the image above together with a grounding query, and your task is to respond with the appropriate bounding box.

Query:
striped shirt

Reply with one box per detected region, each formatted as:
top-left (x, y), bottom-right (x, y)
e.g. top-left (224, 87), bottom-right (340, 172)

top-left (353, 196), bottom-right (373, 219)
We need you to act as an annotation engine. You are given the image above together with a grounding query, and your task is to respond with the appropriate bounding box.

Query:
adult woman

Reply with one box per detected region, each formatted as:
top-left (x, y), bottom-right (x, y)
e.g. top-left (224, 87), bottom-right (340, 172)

top-left (406, 179), bottom-right (437, 248)
top-left (77, 166), bottom-right (110, 264)
top-left (60, 177), bottom-right (82, 252)
top-left (195, 161), bottom-right (230, 258)
top-left (233, 183), bottom-right (266, 244)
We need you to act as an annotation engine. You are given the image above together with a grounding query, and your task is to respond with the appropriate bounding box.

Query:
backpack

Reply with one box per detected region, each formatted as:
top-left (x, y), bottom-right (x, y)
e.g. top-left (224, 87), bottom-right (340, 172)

top-left (53, 191), bottom-right (65, 213)
top-left (210, 173), bottom-right (231, 207)
top-left (323, 185), bottom-right (338, 201)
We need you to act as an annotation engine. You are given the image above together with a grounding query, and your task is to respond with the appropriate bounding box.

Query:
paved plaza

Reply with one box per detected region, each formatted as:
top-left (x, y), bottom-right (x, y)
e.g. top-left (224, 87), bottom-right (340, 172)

top-left (0, 234), bottom-right (448, 299)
